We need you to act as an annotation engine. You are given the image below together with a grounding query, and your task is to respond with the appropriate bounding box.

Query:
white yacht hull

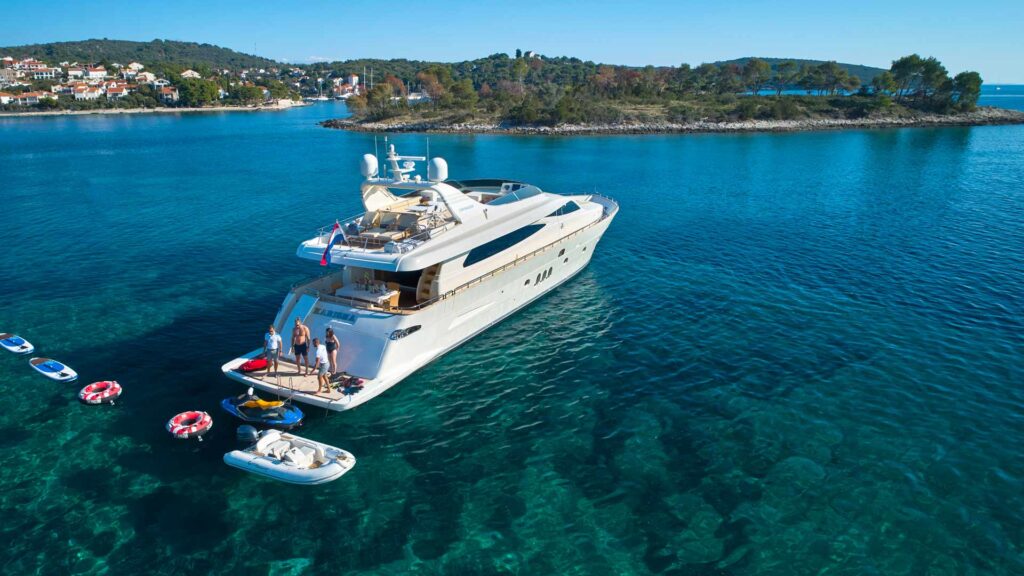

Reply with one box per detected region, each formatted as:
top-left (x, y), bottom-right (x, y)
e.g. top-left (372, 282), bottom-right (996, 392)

top-left (223, 208), bottom-right (615, 411)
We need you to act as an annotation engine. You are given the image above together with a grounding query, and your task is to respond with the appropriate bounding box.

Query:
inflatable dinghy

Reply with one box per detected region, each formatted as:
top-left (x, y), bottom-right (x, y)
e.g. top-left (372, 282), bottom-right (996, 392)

top-left (0, 333), bottom-right (34, 355)
top-left (29, 357), bottom-right (78, 382)
top-left (223, 429), bottom-right (355, 485)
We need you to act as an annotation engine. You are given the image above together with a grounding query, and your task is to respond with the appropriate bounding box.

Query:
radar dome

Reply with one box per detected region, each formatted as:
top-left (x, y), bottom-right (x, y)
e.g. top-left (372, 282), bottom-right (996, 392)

top-left (427, 157), bottom-right (448, 182)
top-left (360, 154), bottom-right (378, 178)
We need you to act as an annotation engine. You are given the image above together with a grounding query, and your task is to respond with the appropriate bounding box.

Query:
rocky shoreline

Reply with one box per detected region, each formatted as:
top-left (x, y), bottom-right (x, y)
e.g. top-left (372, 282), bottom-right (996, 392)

top-left (321, 106), bottom-right (1024, 135)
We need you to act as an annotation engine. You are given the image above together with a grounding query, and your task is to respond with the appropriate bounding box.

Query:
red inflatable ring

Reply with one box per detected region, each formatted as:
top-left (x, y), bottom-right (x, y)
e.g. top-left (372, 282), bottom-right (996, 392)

top-left (167, 411), bottom-right (213, 439)
top-left (79, 381), bottom-right (123, 405)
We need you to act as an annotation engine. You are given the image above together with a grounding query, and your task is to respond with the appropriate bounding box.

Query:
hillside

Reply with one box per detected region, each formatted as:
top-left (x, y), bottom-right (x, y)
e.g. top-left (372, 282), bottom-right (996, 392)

top-left (0, 39), bottom-right (277, 69)
top-left (716, 57), bottom-right (887, 82)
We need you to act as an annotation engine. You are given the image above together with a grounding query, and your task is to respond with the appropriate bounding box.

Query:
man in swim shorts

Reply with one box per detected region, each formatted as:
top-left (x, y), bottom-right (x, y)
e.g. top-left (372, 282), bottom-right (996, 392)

top-left (291, 318), bottom-right (311, 375)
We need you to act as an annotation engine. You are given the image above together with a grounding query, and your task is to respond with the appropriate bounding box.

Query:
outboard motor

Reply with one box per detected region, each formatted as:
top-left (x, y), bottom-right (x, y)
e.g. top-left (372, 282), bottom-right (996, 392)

top-left (237, 425), bottom-right (259, 444)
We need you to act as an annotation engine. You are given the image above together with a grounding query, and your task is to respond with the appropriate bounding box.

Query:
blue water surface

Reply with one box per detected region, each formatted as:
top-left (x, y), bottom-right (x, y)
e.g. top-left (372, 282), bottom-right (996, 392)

top-left (0, 99), bottom-right (1022, 575)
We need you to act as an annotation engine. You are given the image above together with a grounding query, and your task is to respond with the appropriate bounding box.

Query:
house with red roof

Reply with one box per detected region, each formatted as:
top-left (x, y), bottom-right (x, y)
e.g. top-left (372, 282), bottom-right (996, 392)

top-left (15, 91), bottom-right (57, 105)
top-left (159, 86), bottom-right (179, 103)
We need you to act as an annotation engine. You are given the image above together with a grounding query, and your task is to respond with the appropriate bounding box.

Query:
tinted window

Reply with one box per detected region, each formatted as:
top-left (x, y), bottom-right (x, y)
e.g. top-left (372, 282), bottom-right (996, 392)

top-left (547, 201), bottom-right (580, 217)
top-left (464, 224), bottom-right (544, 267)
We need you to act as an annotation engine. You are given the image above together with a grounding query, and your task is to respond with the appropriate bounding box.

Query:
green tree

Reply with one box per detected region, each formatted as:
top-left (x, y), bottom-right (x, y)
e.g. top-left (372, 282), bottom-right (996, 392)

top-left (512, 58), bottom-right (529, 84)
top-left (890, 54), bottom-right (923, 101)
top-left (450, 78), bottom-right (478, 110)
top-left (952, 71), bottom-right (982, 111)
top-left (844, 74), bottom-right (862, 94)
top-left (871, 70), bottom-right (897, 94)
top-left (918, 56), bottom-right (949, 103)
top-left (742, 58), bottom-right (772, 93)
top-left (715, 64), bottom-right (743, 94)
top-left (177, 78), bottom-right (219, 106)
top-left (231, 85), bottom-right (264, 105)
top-left (773, 60), bottom-right (797, 95)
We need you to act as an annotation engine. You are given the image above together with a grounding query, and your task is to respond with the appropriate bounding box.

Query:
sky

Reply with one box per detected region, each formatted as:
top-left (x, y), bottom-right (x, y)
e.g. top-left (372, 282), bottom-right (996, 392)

top-left (2, 0), bottom-right (1022, 82)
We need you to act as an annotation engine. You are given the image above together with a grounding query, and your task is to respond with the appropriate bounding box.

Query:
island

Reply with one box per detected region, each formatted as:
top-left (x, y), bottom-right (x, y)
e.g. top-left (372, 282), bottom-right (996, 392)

top-left (319, 53), bottom-right (1024, 134)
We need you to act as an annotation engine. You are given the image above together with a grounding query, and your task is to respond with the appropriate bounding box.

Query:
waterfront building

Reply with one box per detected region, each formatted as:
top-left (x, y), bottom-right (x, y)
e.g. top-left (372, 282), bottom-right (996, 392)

top-left (15, 91), bottom-right (57, 105)
top-left (159, 86), bottom-right (179, 103)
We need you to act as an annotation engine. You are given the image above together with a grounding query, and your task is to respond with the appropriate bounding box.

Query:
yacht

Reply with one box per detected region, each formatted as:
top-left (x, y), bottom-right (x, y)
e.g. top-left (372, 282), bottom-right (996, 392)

top-left (221, 145), bottom-right (618, 411)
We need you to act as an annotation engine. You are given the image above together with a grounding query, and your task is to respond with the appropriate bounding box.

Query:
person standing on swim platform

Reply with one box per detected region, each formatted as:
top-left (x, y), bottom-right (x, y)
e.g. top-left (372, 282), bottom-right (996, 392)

top-left (264, 325), bottom-right (282, 376)
top-left (291, 318), bottom-right (311, 376)
top-left (325, 327), bottom-right (341, 377)
top-left (313, 338), bottom-right (330, 393)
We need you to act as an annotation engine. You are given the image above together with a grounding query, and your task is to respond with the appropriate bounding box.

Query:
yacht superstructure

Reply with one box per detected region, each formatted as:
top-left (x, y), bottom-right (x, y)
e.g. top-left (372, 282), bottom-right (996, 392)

top-left (222, 145), bottom-right (618, 411)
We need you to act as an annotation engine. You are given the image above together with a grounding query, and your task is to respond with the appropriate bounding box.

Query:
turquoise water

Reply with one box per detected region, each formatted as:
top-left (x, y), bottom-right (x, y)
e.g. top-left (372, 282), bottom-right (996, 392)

top-left (1, 100), bottom-right (1023, 575)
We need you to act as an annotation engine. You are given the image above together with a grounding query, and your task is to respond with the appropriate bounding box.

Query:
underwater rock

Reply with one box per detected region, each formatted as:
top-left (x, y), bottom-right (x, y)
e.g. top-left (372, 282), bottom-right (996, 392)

top-left (662, 493), bottom-right (725, 564)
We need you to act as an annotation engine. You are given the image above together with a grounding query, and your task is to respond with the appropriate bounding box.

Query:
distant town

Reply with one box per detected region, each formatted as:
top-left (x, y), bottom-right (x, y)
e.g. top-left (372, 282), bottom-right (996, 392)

top-left (0, 54), bottom-right (404, 111)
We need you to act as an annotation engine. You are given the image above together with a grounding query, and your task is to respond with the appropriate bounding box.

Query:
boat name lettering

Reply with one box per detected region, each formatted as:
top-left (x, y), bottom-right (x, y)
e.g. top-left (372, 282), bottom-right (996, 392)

top-left (313, 306), bottom-right (357, 323)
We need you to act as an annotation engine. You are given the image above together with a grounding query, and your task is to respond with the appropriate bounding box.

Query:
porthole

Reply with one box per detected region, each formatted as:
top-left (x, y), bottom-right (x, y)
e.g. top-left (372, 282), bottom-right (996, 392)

top-left (582, 246), bottom-right (587, 251)
top-left (536, 273), bottom-right (542, 284)
top-left (563, 258), bottom-right (568, 263)
top-left (524, 278), bottom-right (531, 286)
top-left (548, 267), bottom-right (553, 276)
top-left (558, 249), bottom-right (565, 257)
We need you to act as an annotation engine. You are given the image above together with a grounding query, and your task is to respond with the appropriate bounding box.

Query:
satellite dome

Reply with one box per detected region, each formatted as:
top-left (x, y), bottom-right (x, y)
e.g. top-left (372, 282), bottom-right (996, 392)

top-left (427, 157), bottom-right (448, 182)
top-left (360, 154), bottom-right (378, 178)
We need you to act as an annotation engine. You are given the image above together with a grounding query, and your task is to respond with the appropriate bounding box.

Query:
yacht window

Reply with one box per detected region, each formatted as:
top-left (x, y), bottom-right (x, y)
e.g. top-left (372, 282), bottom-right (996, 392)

top-left (524, 279), bottom-right (530, 285)
top-left (464, 224), bottom-right (545, 267)
top-left (536, 273), bottom-right (542, 284)
top-left (547, 201), bottom-right (581, 217)
top-left (548, 267), bottom-right (553, 276)
top-left (488, 187), bottom-right (542, 206)
top-left (558, 249), bottom-right (565, 257)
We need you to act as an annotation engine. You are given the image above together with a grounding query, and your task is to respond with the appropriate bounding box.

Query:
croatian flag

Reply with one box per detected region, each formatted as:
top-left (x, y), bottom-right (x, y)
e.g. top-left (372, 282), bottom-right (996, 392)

top-left (320, 222), bottom-right (345, 266)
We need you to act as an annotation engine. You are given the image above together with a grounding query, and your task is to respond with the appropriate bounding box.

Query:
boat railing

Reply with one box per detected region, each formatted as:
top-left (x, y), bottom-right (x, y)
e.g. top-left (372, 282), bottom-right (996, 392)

top-left (314, 212), bottom-right (453, 254)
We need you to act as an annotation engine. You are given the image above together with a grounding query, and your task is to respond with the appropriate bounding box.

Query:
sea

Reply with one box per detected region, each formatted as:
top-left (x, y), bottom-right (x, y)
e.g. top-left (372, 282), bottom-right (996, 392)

top-left (0, 85), bottom-right (1021, 575)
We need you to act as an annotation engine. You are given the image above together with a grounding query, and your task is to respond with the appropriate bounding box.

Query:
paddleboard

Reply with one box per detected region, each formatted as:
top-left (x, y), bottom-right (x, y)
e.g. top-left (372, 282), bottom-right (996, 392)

top-left (0, 333), bottom-right (34, 355)
top-left (29, 357), bottom-right (78, 382)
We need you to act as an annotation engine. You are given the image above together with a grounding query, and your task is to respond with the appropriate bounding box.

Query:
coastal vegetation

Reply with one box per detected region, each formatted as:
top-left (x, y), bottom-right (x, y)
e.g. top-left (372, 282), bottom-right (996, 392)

top-left (0, 39), bottom-right (1002, 130)
top-left (0, 39), bottom-right (277, 70)
top-left (0, 40), bottom-right (301, 114)
top-left (340, 53), bottom-right (986, 128)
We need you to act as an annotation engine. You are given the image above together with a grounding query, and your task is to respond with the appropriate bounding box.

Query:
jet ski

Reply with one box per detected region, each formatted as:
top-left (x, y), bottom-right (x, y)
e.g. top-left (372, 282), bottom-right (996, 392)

top-left (220, 388), bottom-right (304, 429)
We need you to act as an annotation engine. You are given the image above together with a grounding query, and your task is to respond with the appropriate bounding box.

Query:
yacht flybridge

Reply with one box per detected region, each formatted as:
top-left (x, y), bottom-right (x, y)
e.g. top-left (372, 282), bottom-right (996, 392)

top-left (222, 145), bottom-right (618, 411)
